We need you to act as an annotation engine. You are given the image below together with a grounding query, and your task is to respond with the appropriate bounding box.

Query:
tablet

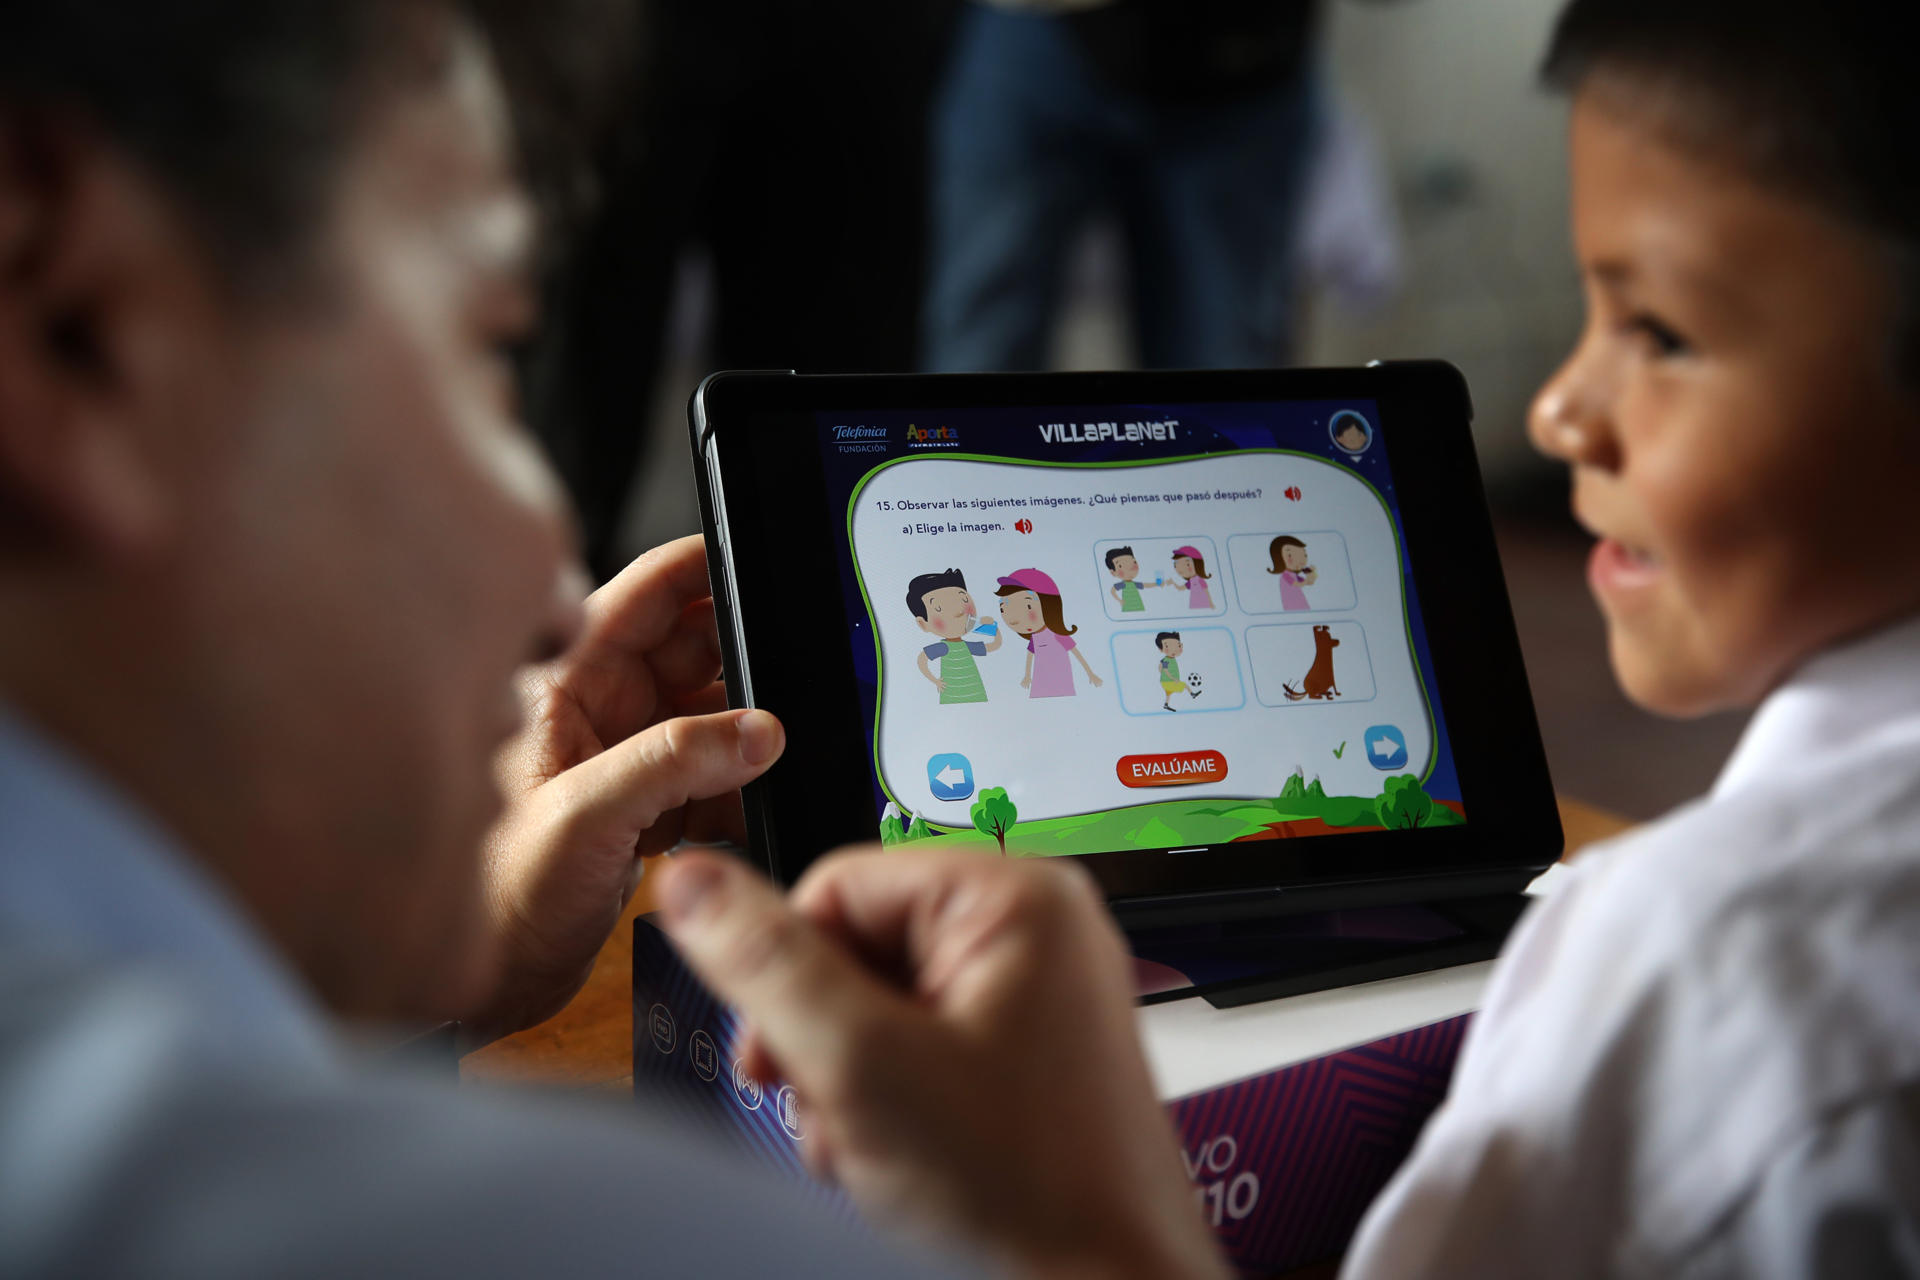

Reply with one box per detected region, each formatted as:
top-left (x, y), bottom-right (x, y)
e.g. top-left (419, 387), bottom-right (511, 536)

top-left (692, 365), bottom-right (1561, 923)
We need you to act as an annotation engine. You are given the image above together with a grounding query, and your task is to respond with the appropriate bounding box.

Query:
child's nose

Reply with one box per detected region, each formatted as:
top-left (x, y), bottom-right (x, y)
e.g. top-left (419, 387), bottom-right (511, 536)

top-left (1529, 353), bottom-right (1622, 472)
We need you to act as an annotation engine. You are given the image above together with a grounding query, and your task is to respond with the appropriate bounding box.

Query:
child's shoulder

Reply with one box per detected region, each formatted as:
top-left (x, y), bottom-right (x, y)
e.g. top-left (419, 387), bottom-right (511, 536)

top-left (1465, 727), bottom-right (1920, 1267)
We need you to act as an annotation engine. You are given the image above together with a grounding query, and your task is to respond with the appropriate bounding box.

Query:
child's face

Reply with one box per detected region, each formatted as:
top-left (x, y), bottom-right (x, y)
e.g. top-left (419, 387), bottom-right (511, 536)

top-left (1160, 638), bottom-right (1183, 657)
top-left (1530, 90), bottom-right (1920, 715)
top-left (1110, 554), bottom-right (1138, 581)
top-left (1172, 556), bottom-right (1196, 580)
top-left (916, 586), bottom-right (976, 639)
top-left (1282, 544), bottom-right (1308, 572)
top-left (1335, 424), bottom-right (1369, 451)
top-left (999, 589), bottom-right (1045, 636)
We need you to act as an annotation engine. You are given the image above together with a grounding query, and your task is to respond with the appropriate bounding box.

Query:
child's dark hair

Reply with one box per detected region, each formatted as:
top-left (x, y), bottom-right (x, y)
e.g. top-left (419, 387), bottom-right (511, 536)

top-left (1543, 0), bottom-right (1920, 387)
top-left (1105, 546), bottom-right (1134, 571)
top-left (906, 569), bottom-right (967, 620)
top-left (1156, 632), bottom-right (1180, 651)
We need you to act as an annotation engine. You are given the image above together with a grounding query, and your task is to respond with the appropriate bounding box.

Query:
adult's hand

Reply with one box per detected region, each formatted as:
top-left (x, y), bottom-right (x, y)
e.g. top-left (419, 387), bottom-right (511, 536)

top-left (469, 537), bottom-right (783, 1041)
top-left (657, 849), bottom-right (1229, 1280)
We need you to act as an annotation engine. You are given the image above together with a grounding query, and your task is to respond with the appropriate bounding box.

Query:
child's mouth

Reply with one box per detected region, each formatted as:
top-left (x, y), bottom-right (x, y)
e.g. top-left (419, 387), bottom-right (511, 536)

top-left (1588, 536), bottom-right (1662, 598)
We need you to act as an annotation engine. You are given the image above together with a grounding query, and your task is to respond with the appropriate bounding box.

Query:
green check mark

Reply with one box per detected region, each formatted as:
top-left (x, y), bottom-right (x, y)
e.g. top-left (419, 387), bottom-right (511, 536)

top-left (1333, 741), bottom-right (1347, 759)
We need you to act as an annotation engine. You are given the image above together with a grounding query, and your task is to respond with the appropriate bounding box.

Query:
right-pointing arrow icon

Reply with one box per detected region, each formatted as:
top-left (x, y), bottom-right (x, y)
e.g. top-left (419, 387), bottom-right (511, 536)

top-left (1364, 725), bottom-right (1408, 770)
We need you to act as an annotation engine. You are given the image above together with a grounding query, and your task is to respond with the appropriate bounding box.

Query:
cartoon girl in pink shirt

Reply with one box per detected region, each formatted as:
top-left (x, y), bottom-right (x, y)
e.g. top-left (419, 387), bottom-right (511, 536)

top-left (1170, 546), bottom-right (1215, 610)
top-left (995, 568), bottom-right (1104, 698)
top-left (1265, 535), bottom-right (1318, 611)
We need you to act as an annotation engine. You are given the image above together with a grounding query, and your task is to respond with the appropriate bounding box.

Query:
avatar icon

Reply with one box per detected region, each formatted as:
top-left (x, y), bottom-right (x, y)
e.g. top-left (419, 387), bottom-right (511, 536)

top-left (908, 568), bottom-right (1002, 704)
top-left (1330, 410), bottom-right (1374, 457)
top-left (1281, 624), bottom-right (1342, 701)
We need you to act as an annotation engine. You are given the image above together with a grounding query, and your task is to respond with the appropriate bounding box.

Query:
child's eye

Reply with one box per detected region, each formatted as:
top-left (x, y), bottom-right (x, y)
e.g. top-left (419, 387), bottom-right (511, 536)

top-left (1622, 313), bottom-right (1692, 359)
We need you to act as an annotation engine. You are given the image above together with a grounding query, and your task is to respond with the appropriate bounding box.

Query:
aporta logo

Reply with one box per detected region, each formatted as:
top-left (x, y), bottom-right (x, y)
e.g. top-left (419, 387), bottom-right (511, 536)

top-left (905, 422), bottom-right (959, 446)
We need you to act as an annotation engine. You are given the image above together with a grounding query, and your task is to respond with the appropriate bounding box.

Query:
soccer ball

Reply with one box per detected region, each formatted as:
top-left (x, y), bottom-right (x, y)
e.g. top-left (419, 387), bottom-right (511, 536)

top-left (1187, 672), bottom-right (1203, 693)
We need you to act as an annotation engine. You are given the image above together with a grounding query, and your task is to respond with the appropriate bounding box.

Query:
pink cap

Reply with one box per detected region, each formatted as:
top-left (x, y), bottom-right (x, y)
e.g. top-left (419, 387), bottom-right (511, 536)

top-left (1171, 546), bottom-right (1203, 561)
top-left (996, 567), bottom-right (1059, 595)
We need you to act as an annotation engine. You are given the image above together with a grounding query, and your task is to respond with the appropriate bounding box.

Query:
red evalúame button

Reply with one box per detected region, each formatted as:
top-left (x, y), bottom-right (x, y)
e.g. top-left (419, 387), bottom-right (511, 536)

top-left (1116, 750), bottom-right (1228, 788)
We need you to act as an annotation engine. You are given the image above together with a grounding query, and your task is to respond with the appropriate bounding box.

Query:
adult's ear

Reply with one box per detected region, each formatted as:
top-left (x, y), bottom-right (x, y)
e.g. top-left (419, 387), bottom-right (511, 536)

top-left (0, 118), bottom-right (212, 562)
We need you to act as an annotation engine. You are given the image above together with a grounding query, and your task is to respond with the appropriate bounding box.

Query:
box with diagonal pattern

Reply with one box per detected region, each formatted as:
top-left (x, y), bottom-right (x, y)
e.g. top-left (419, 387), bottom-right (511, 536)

top-left (634, 914), bottom-right (1490, 1274)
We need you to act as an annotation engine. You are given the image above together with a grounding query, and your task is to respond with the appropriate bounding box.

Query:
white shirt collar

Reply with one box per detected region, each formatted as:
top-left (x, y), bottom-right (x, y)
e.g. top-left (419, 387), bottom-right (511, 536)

top-left (1715, 611), bottom-right (1920, 799)
top-left (0, 705), bottom-right (335, 1069)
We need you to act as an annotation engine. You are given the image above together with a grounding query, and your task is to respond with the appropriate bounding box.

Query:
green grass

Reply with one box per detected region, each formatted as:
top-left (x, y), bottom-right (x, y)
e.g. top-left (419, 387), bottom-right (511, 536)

top-left (910, 797), bottom-right (1302, 857)
top-left (906, 787), bottom-right (1463, 858)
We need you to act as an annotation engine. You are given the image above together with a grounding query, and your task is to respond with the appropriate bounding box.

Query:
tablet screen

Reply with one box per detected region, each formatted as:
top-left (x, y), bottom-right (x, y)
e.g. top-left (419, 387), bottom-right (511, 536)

top-left (815, 400), bottom-right (1465, 858)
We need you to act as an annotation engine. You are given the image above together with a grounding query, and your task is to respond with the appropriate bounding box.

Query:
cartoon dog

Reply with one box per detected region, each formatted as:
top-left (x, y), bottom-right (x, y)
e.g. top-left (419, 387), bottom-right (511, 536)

top-left (1281, 625), bottom-right (1341, 701)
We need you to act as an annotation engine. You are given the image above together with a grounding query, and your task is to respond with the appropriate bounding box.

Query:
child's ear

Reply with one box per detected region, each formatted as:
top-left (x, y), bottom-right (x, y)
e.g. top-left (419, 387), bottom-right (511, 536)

top-left (915, 616), bottom-right (932, 634)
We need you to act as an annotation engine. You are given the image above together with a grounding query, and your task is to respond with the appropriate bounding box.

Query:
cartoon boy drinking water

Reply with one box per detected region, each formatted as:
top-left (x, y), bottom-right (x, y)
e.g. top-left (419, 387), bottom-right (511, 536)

top-left (909, 569), bottom-right (1001, 704)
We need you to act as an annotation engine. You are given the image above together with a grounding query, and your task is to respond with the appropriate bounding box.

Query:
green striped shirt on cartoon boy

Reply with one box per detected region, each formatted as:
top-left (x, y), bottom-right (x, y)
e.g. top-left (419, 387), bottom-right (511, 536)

top-left (910, 568), bottom-right (1003, 704)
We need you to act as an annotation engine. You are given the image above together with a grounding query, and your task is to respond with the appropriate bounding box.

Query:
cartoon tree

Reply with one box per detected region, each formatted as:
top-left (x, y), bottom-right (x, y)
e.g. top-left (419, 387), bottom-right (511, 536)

top-left (970, 787), bottom-right (1018, 855)
top-left (1279, 768), bottom-right (1307, 803)
top-left (1306, 775), bottom-right (1327, 801)
top-left (1375, 774), bottom-right (1435, 830)
top-left (906, 813), bottom-right (934, 841)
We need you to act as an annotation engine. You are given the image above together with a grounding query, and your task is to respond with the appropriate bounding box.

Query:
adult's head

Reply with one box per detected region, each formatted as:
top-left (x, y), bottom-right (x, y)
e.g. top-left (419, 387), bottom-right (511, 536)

top-left (0, 2), bottom-right (582, 1020)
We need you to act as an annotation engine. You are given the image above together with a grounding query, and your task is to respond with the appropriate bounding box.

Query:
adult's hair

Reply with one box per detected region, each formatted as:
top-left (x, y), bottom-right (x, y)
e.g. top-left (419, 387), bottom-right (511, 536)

top-left (1541, 0), bottom-right (1920, 386)
top-left (1266, 535), bottom-right (1307, 574)
top-left (0, 1), bottom-right (631, 290)
top-left (906, 569), bottom-right (967, 620)
top-left (1104, 546), bottom-right (1134, 571)
top-left (1155, 632), bottom-right (1180, 650)
top-left (995, 583), bottom-right (1078, 636)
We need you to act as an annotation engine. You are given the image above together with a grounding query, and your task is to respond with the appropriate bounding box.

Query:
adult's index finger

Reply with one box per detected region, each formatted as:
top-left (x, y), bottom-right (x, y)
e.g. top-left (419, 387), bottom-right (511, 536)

top-left (578, 535), bottom-right (715, 663)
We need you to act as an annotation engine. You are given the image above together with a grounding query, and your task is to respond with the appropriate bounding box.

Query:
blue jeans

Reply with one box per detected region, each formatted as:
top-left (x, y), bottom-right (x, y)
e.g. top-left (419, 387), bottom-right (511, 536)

top-left (923, 6), bottom-right (1317, 372)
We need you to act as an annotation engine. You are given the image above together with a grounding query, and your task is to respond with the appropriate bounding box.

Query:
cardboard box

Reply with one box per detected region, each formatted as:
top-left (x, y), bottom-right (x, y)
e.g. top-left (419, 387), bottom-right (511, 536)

top-left (633, 915), bottom-right (1489, 1275)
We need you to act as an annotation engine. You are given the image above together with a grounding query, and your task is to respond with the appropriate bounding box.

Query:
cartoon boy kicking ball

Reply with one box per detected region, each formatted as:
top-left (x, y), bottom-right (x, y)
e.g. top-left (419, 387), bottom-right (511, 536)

top-left (909, 569), bottom-right (1002, 704)
top-left (1155, 632), bottom-right (1198, 711)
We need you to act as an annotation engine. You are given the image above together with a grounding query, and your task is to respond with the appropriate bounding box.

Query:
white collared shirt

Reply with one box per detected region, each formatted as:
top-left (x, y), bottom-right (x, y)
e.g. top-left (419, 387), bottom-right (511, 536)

top-left (1344, 615), bottom-right (1920, 1278)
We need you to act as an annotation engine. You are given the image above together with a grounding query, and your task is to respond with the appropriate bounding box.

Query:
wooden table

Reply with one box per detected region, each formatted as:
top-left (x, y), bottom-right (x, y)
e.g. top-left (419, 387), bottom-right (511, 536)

top-left (462, 796), bottom-right (1632, 1089)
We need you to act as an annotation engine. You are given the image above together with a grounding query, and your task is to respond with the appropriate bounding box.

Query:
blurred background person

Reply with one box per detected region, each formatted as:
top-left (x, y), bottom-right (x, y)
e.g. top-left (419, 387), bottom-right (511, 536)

top-left (924, 0), bottom-right (1323, 373)
top-left (525, 0), bottom-right (955, 582)
top-left (522, 0), bottom-right (1750, 829)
